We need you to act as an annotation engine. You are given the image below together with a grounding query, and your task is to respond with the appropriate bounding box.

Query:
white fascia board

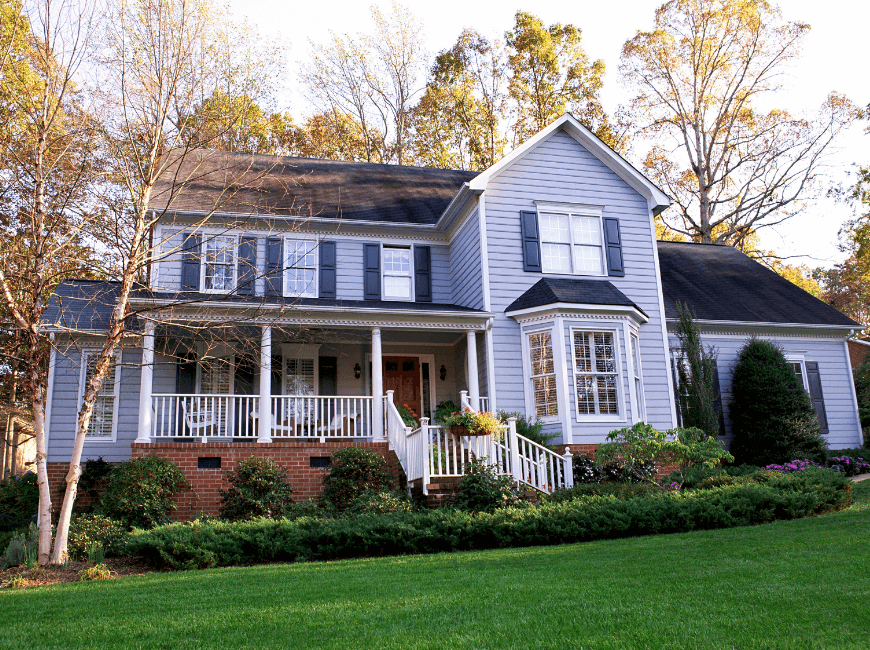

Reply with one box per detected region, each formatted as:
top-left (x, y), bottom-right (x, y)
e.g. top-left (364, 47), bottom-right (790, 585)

top-left (665, 318), bottom-right (858, 337)
top-left (506, 302), bottom-right (649, 325)
top-left (465, 114), bottom-right (671, 214)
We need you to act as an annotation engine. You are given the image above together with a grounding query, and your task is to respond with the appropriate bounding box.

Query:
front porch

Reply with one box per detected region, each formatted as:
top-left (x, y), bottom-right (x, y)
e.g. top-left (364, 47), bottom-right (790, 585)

top-left (135, 321), bottom-right (493, 445)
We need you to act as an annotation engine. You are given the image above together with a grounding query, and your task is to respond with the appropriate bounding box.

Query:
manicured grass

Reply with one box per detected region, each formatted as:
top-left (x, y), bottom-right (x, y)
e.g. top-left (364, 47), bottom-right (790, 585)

top-left (2, 483), bottom-right (869, 650)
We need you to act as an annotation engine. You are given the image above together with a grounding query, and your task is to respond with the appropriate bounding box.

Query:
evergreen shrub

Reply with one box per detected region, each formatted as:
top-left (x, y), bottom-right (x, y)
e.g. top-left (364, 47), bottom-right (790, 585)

top-left (100, 455), bottom-right (188, 529)
top-left (127, 469), bottom-right (851, 570)
top-left (729, 339), bottom-right (827, 465)
top-left (321, 447), bottom-right (395, 511)
top-left (67, 514), bottom-right (128, 560)
top-left (453, 457), bottom-right (523, 512)
top-left (219, 457), bottom-right (295, 521)
top-left (0, 473), bottom-right (38, 531)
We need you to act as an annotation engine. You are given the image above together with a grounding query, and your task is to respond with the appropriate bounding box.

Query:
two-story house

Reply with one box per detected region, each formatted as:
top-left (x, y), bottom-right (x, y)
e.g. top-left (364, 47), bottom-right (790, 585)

top-left (42, 114), bottom-right (863, 509)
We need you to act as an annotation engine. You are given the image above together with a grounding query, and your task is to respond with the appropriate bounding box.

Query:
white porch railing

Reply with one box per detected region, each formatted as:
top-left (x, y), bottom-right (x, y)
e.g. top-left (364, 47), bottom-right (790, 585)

top-left (412, 417), bottom-right (573, 495)
top-left (460, 390), bottom-right (491, 413)
top-left (479, 396), bottom-right (490, 412)
top-left (150, 394), bottom-right (373, 442)
top-left (384, 391), bottom-right (411, 467)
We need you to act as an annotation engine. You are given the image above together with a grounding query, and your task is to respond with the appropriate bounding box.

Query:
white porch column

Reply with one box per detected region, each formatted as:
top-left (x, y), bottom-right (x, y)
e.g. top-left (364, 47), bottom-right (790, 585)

top-left (466, 330), bottom-right (480, 411)
top-left (372, 327), bottom-right (385, 441)
top-left (135, 320), bottom-right (155, 443)
top-left (258, 326), bottom-right (272, 444)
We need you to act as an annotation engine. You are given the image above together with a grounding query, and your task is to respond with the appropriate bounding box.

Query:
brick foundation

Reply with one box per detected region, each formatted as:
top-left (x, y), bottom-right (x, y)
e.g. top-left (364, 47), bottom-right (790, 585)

top-left (131, 441), bottom-right (402, 520)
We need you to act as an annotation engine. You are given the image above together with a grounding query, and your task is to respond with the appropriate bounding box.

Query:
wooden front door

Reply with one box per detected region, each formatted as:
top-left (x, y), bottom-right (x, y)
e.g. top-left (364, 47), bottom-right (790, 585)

top-left (383, 357), bottom-right (421, 417)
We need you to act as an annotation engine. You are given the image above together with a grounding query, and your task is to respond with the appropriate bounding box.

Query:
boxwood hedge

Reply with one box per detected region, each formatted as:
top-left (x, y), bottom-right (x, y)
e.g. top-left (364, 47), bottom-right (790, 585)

top-left (127, 469), bottom-right (851, 570)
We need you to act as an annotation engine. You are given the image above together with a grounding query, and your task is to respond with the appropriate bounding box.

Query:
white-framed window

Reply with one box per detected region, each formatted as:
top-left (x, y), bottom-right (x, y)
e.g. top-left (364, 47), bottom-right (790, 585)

top-left (526, 330), bottom-right (559, 419)
top-left (538, 207), bottom-right (605, 276)
top-left (201, 234), bottom-right (237, 292)
top-left (787, 357), bottom-right (809, 391)
top-left (630, 332), bottom-right (645, 421)
top-left (285, 357), bottom-right (316, 395)
top-left (285, 238), bottom-right (317, 297)
top-left (382, 246), bottom-right (413, 301)
top-left (197, 356), bottom-right (233, 394)
top-left (79, 350), bottom-right (122, 441)
top-left (571, 329), bottom-right (623, 419)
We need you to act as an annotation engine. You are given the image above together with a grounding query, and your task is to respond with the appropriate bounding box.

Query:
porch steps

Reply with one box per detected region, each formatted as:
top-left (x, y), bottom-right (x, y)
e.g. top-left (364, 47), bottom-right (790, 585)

top-left (424, 478), bottom-right (461, 508)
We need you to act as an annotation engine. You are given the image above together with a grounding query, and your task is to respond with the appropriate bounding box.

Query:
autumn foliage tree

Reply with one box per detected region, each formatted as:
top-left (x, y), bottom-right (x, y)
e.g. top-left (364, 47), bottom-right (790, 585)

top-left (620, 0), bottom-right (858, 246)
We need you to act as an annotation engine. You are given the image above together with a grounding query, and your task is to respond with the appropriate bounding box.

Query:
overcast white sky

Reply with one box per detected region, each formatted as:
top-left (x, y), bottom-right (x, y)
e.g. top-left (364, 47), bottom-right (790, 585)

top-left (227, 0), bottom-right (870, 268)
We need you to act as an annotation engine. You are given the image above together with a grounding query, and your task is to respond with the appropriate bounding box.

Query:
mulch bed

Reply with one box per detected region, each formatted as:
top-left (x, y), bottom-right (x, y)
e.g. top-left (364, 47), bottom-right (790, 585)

top-left (0, 556), bottom-right (158, 589)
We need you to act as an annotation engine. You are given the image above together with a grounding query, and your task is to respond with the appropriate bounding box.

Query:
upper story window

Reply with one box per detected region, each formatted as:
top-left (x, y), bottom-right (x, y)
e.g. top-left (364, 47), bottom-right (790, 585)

top-left (538, 209), bottom-right (605, 276)
top-left (572, 329), bottom-right (621, 418)
top-left (383, 246), bottom-right (412, 300)
top-left (79, 351), bottom-right (122, 440)
top-left (285, 239), bottom-right (317, 297)
top-left (202, 235), bottom-right (237, 292)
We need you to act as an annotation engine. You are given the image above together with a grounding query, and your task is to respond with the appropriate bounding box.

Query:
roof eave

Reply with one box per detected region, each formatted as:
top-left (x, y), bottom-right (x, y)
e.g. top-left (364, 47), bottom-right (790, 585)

top-left (505, 301), bottom-right (649, 324)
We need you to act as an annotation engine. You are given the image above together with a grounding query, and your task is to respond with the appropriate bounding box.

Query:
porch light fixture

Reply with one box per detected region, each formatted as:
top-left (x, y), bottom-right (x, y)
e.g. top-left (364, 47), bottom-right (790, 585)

top-left (440, 365), bottom-right (447, 381)
top-left (354, 363), bottom-right (362, 379)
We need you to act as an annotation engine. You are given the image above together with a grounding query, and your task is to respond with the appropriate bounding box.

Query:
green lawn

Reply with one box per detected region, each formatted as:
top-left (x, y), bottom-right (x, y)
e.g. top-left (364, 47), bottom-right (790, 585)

top-left (2, 484), bottom-right (869, 650)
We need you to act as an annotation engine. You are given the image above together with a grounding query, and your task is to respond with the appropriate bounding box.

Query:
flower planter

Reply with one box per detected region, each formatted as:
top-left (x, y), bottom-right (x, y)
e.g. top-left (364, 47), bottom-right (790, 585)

top-left (449, 425), bottom-right (489, 437)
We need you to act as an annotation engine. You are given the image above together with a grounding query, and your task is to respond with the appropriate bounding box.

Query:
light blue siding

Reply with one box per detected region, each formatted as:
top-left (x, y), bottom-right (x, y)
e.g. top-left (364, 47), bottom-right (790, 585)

top-left (669, 331), bottom-right (863, 450)
top-left (450, 209), bottom-right (485, 310)
top-left (485, 127), bottom-right (675, 443)
top-left (47, 341), bottom-right (142, 463)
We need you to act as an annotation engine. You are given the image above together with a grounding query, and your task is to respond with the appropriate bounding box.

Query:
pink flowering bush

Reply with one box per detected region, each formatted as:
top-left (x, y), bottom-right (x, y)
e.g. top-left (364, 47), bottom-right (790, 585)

top-left (763, 459), bottom-right (824, 473)
top-left (828, 456), bottom-right (870, 477)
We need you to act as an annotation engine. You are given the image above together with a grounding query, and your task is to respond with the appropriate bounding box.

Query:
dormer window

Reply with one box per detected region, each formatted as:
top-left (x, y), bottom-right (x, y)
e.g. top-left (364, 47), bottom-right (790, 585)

top-left (202, 235), bottom-right (237, 291)
top-left (383, 246), bottom-right (413, 300)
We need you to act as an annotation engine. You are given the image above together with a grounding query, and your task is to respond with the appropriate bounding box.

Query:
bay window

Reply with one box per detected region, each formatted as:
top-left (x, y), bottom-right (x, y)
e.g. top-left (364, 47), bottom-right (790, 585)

top-left (527, 330), bottom-right (559, 418)
top-left (572, 329), bottom-right (621, 417)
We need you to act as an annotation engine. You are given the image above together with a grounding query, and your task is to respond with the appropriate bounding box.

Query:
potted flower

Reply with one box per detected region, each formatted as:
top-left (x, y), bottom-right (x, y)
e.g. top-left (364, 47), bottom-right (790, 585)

top-left (441, 408), bottom-right (501, 437)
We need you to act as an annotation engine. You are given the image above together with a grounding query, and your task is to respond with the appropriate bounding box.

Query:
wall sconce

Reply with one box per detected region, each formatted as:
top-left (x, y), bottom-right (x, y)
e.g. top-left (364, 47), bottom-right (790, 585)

top-left (354, 363), bottom-right (362, 379)
top-left (439, 365), bottom-right (447, 381)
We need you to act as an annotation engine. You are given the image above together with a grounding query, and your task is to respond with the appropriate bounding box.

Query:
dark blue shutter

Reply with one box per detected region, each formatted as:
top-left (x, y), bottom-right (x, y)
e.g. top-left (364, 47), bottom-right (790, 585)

top-left (520, 211), bottom-right (542, 272)
top-left (319, 241), bottom-right (336, 299)
top-left (364, 243), bottom-right (380, 300)
top-left (805, 362), bottom-right (829, 434)
top-left (180, 232), bottom-right (201, 291)
top-left (265, 237), bottom-right (283, 297)
top-left (414, 245), bottom-right (432, 302)
top-left (603, 217), bottom-right (625, 277)
top-left (237, 236), bottom-right (257, 295)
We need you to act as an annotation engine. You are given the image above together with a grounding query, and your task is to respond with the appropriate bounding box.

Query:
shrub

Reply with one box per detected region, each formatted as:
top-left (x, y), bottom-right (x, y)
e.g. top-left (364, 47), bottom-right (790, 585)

top-left (696, 475), bottom-right (739, 490)
top-left (76, 457), bottom-right (114, 507)
top-left (729, 339), bottom-right (827, 465)
top-left (78, 563), bottom-right (116, 581)
top-left (0, 524), bottom-right (38, 569)
top-left (396, 406), bottom-right (418, 428)
top-left (345, 489), bottom-right (415, 516)
top-left (67, 514), bottom-right (129, 560)
top-left (497, 411), bottom-right (557, 448)
top-left (674, 302), bottom-right (722, 437)
top-left (434, 400), bottom-right (458, 425)
top-left (321, 447), bottom-right (395, 511)
top-left (453, 457), bottom-right (523, 512)
top-left (100, 455), bottom-right (188, 529)
top-left (219, 456), bottom-right (295, 521)
top-left (0, 473), bottom-right (38, 532)
top-left (546, 482), bottom-right (660, 503)
top-left (572, 454), bottom-right (603, 484)
top-left (128, 469), bottom-right (852, 570)
top-left (853, 358), bottom-right (870, 428)
top-left (828, 455), bottom-right (870, 477)
top-left (764, 459), bottom-right (824, 473)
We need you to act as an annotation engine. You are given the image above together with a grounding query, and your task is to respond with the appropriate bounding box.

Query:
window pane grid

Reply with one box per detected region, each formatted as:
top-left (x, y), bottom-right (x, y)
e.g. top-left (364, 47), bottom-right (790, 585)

top-left (573, 331), bottom-right (620, 417)
top-left (204, 236), bottom-right (236, 291)
top-left (528, 331), bottom-right (558, 418)
top-left (383, 247), bottom-right (412, 299)
top-left (539, 211), bottom-right (604, 276)
top-left (84, 354), bottom-right (117, 438)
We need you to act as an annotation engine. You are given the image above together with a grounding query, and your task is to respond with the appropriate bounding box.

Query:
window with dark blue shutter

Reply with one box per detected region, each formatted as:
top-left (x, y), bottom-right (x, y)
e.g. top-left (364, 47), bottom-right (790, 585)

top-left (520, 211), bottom-right (542, 272)
top-left (180, 232), bottom-right (201, 291)
top-left (265, 237), bottom-right (283, 297)
top-left (603, 217), bottom-right (625, 277)
top-left (364, 243), bottom-right (380, 300)
top-left (414, 245), bottom-right (432, 302)
top-left (319, 241), bottom-right (336, 299)
top-left (805, 362), bottom-right (829, 434)
top-left (237, 236), bottom-right (257, 295)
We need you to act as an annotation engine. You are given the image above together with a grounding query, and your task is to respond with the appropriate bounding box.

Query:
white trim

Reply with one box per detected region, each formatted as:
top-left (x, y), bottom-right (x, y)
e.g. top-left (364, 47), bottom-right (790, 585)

top-left (78, 348), bottom-right (123, 443)
top-left (465, 114), bottom-right (670, 212)
top-left (784, 353), bottom-right (809, 391)
top-left (484, 319), bottom-right (497, 415)
top-left (552, 317), bottom-right (573, 443)
top-left (844, 339), bottom-right (865, 447)
top-left (629, 329), bottom-right (646, 423)
top-left (666, 318), bottom-right (857, 334)
top-left (44, 336), bottom-right (56, 448)
top-left (849, 338), bottom-right (870, 347)
top-left (479, 195), bottom-right (492, 312)
top-left (623, 321), bottom-right (638, 423)
top-left (507, 302), bottom-right (648, 325)
top-left (568, 326), bottom-right (628, 424)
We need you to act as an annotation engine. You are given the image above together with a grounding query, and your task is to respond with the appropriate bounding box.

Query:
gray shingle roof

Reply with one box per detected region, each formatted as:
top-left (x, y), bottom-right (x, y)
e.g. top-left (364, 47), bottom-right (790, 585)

top-left (43, 280), bottom-right (139, 331)
top-left (657, 241), bottom-right (859, 327)
top-left (152, 150), bottom-right (476, 225)
top-left (505, 278), bottom-right (643, 314)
